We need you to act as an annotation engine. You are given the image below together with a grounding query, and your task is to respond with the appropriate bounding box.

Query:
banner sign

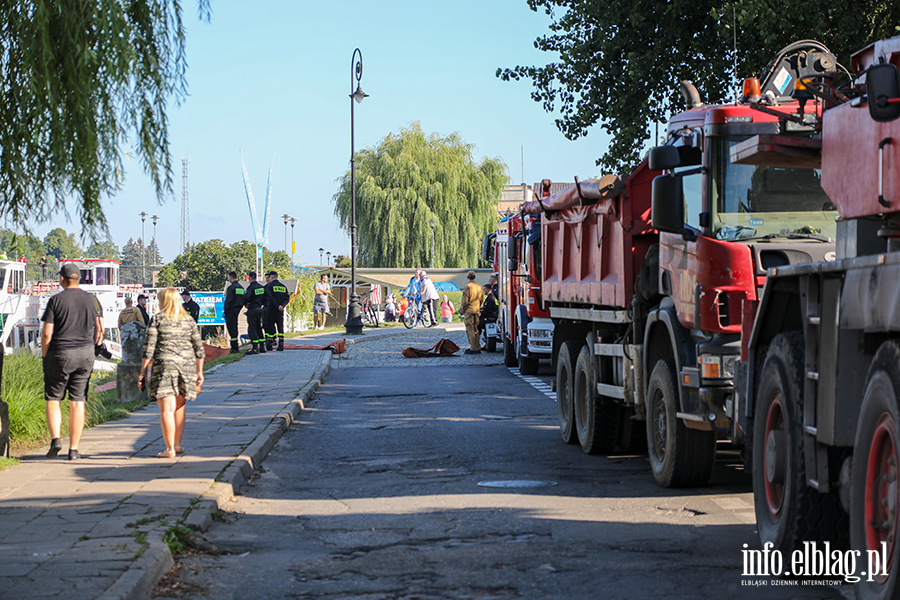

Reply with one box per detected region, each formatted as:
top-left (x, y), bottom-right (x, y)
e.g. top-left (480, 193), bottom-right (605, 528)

top-left (193, 292), bottom-right (225, 325)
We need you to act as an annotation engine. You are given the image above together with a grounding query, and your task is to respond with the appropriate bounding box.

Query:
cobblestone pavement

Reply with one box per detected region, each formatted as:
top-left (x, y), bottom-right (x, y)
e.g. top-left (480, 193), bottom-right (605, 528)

top-left (331, 323), bottom-right (504, 369)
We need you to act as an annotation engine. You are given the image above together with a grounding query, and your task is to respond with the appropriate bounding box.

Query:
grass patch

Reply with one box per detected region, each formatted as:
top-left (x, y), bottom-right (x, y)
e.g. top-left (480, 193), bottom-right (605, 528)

top-left (203, 351), bottom-right (244, 372)
top-left (0, 457), bottom-right (19, 470)
top-left (163, 523), bottom-right (194, 556)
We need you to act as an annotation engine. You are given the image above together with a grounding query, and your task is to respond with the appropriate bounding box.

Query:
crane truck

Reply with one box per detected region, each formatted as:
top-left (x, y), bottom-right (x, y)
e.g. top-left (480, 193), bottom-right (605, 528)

top-left (524, 41), bottom-right (840, 487)
top-left (732, 36), bottom-right (900, 597)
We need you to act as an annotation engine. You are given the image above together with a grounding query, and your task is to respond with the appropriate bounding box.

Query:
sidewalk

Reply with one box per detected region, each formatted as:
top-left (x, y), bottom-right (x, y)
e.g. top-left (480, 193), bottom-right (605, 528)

top-left (0, 326), bottom-right (406, 600)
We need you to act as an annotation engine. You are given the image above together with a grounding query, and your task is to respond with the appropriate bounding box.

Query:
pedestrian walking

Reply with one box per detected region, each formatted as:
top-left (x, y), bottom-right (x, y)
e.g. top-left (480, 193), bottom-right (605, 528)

top-left (419, 270), bottom-right (439, 326)
top-left (136, 294), bottom-right (150, 326)
top-left (138, 288), bottom-right (205, 459)
top-left (181, 291), bottom-right (200, 323)
top-left (223, 271), bottom-right (245, 354)
top-left (41, 264), bottom-right (102, 460)
top-left (264, 271), bottom-right (290, 351)
top-left (440, 294), bottom-right (455, 323)
top-left (460, 271), bottom-right (484, 354)
top-left (244, 272), bottom-right (267, 354)
top-left (118, 296), bottom-right (144, 330)
top-left (313, 273), bottom-right (330, 330)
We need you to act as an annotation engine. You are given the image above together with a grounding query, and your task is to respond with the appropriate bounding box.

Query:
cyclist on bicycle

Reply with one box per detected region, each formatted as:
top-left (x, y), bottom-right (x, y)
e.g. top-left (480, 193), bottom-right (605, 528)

top-left (405, 268), bottom-right (422, 312)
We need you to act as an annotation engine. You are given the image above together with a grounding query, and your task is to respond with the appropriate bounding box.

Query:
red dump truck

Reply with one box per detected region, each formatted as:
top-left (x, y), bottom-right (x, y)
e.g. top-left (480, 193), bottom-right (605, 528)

top-left (525, 41), bottom-right (840, 488)
top-left (733, 37), bottom-right (900, 594)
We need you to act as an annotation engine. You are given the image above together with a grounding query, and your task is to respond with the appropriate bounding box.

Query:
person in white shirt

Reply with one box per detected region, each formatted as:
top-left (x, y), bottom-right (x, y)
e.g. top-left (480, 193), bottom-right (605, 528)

top-left (384, 294), bottom-right (398, 322)
top-left (419, 271), bottom-right (439, 327)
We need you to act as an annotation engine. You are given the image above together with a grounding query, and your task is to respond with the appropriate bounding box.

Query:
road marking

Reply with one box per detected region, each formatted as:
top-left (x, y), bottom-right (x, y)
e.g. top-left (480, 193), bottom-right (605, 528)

top-left (509, 367), bottom-right (556, 401)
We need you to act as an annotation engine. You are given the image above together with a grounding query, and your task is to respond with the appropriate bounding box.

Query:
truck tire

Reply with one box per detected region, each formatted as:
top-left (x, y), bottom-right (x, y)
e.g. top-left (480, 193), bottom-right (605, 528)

top-left (618, 406), bottom-right (647, 453)
top-left (752, 331), bottom-right (848, 558)
top-left (556, 339), bottom-right (581, 444)
top-left (574, 345), bottom-right (620, 454)
top-left (503, 336), bottom-right (517, 367)
top-left (518, 337), bottom-right (540, 376)
top-left (851, 341), bottom-right (900, 600)
top-left (646, 357), bottom-right (716, 488)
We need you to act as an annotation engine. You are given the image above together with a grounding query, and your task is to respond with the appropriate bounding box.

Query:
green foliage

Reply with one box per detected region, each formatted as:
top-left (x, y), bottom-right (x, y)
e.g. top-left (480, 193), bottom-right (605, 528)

top-left (156, 263), bottom-right (179, 287)
top-left (333, 255), bottom-right (351, 268)
top-left (286, 269), bottom-right (319, 331)
top-left (333, 122), bottom-right (508, 268)
top-left (0, 0), bottom-right (210, 238)
top-left (0, 230), bottom-right (43, 263)
top-left (167, 239), bottom-right (291, 291)
top-left (43, 228), bottom-right (82, 260)
top-left (498, 0), bottom-right (900, 173)
top-left (87, 240), bottom-right (121, 260)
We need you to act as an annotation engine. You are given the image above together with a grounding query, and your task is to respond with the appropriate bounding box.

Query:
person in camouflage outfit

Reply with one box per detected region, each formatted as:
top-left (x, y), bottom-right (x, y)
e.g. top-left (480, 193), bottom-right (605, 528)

top-left (139, 288), bottom-right (205, 459)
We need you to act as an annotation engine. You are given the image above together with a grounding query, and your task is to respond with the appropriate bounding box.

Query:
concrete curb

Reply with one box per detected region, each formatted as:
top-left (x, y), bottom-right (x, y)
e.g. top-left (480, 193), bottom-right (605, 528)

top-left (103, 350), bottom-right (333, 600)
top-left (96, 534), bottom-right (173, 600)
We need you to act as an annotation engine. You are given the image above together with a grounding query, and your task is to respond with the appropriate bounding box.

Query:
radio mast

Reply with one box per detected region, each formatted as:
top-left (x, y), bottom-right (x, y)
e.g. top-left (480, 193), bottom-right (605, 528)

top-left (180, 157), bottom-right (190, 253)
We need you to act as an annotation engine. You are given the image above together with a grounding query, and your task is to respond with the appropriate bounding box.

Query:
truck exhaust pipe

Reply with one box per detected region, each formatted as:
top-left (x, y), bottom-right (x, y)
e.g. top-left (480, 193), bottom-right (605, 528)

top-left (681, 80), bottom-right (703, 109)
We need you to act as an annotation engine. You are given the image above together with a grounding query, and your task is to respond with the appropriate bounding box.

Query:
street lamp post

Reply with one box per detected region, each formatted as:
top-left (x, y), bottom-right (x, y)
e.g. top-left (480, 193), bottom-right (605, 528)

top-left (430, 219), bottom-right (436, 269)
top-left (151, 215), bottom-right (159, 266)
top-left (282, 214), bottom-right (290, 254)
top-left (345, 48), bottom-right (368, 335)
top-left (290, 218), bottom-right (296, 265)
top-left (319, 247), bottom-right (324, 265)
top-left (326, 251), bottom-right (331, 266)
top-left (139, 212), bottom-right (148, 286)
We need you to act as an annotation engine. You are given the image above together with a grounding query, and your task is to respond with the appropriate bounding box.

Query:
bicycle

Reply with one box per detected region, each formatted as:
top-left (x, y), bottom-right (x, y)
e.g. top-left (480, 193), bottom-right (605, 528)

top-left (402, 297), bottom-right (433, 329)
top-left (358, 291), bottom-right (380, 327)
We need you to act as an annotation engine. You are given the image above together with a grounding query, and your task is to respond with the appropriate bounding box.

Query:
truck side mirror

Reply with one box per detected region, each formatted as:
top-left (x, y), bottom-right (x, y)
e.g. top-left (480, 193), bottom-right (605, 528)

top-left (508, 235), bottom-right (519, 261)
top-left (508, 259), bottom-right (518, 273)
top-left (867, 64), bottom-right (900, 123)
top-left (649, 146), bottom-right (681, 171)
top-left (482, 232), bottom-right (496, 264)
top-left (652, 174), bottom-right (685, 234)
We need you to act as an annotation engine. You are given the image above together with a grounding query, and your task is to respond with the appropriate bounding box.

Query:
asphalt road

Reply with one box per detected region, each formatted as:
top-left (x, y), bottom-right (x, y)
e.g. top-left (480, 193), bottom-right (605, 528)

top-left (152, 351), bottom-right (847, 600)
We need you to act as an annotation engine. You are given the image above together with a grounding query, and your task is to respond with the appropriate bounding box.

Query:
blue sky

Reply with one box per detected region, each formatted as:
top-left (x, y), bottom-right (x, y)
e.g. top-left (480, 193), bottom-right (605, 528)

top-left (39, 0), bottom-right (614, 265)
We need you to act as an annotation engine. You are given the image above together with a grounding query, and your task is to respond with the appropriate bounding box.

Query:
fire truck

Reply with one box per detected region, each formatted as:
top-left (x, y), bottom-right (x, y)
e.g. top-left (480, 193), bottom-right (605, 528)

top-left (733, 37), bottom-right (900, 595)
top-left (483, 181), bottom-right (556, 375)
top-left (524, 42), bottom-right (839, 486)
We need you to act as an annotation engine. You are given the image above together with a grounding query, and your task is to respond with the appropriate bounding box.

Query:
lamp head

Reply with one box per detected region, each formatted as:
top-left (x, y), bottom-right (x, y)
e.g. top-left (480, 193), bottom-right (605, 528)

top-left (352, 84), bottom-right (368, 104)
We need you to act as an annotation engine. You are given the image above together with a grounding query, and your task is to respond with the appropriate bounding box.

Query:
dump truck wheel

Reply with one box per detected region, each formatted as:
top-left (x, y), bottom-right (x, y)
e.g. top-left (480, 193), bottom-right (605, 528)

top-left (556, 339), bottom-right (581, 444)
top-left (646, 357), bottom-right (715, 488)
top-left (574, 345), bottom-right (620, 454)
top-left (752, 331), bottom-right (847, 558)
top-left (852, 341), bottom-right (900, 600)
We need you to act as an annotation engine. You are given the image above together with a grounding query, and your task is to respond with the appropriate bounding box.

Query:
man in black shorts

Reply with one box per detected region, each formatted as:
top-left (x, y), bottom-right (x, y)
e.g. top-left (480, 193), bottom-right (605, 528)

top-left (42, 264), bottom-right (102, 460)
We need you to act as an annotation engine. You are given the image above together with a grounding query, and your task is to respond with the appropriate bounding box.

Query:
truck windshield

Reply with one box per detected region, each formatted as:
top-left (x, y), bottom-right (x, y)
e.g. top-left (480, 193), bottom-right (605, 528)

top-left (710, 137), bottom-right (838, 241)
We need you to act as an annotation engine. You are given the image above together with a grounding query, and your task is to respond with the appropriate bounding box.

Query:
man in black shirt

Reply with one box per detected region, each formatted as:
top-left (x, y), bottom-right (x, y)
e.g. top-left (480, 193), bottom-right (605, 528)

top-left (223, 271), bottom-right (245, 354)
top-left (181, 290), bottom-right (201, 323)
top-left (42, 264), bottom-right (102, 461)
top-left (244, 272), bottom-right (267, 354)
top-left (264, 271), bottom-right (290, 351)
top-left (136, 294), bottom-right (150, 325)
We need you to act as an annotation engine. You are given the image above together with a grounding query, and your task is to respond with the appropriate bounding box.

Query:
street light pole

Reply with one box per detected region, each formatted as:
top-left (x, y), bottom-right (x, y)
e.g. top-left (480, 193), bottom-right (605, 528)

top-left (326, 251), bottom-right (331, 266)
top-left (151, 215), bottom-right (159, 266)
top-left (319, 247), bottom-right (324, 265)
top-left (139, 212), bottom-right (148, 286)
top-left (290, 218), bottom-right (296, 265)
top-left (430, 219), bottom-right (435, 269)
top-left (282, 213), bottom-right (290, 254)
top-left (345, 48), bottom-right (368, 335)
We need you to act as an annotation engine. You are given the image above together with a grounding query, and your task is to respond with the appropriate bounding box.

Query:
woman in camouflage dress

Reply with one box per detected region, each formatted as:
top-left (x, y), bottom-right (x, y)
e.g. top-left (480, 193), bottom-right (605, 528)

top-left (138, 288), bottom-right (205, 458)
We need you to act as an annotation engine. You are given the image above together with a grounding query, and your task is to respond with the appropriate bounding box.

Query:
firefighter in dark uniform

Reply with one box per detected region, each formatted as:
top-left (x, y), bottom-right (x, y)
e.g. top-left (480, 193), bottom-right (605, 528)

top-left (244, 271), bottom-right (267, 355)
top-left (223, 271), bottom-right (245, 354)
top-left (264, 270), bottom-right (290, 351)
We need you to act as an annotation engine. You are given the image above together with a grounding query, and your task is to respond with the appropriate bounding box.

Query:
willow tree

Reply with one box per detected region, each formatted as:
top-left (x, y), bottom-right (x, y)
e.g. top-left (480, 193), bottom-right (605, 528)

top-left (333, 122), bottom-right (507, 268)
top-left (0, 0), bottom-right (209, 238)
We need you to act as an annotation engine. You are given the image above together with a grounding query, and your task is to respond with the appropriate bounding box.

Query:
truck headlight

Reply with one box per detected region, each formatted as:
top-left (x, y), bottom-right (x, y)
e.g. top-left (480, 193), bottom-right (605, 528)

top-left (700, 354), bottom-right (738, 380)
